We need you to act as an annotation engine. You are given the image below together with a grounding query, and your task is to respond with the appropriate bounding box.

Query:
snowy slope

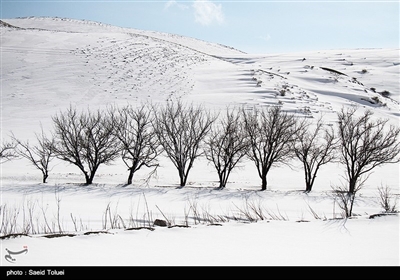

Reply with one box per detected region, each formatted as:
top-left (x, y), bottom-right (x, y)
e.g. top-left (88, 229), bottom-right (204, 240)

top-left (1, 17), bottom-right (399, 266)
top-left (2, 17), bottom-right (399, 138)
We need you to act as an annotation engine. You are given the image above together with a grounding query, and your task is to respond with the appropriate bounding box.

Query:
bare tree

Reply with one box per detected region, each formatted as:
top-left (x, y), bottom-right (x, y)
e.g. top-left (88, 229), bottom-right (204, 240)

top-left (0, 138), bottom-right (18, 163)
top-left (293, 117), bottom-right (338, 192)
top-left (337, 107), bottom-right (400, 194)
top-left (152, 100), bottom-right (215, 187)
top-left (51, 106), bottom-right (120, 185)
top-left (205, 108), bottom-right (249, 189)
top-left (242, 106), bottom-right (300, 191)
top-left (109, 104), bottom-right (162, 185)
top-left (12, 127), bottom-right (55, 183)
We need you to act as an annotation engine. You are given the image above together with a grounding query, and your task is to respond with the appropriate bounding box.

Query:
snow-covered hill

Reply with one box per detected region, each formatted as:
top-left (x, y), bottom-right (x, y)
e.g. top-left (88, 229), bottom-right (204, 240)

top-left (2, 17), bottom-right (399, 139)
top-left (1, 17), bottom-right (241, 137)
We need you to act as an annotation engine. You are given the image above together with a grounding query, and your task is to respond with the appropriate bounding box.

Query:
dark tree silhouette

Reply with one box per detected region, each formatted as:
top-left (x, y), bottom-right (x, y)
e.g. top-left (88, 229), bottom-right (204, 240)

top-left (337, 107), bottom-right (400, 194)
top-left (0, 138), bottom-right (18, 163)
top-left (242, 106), bottom-right (300, 191)
top-left (293, 117), bottom-right (337, 192)
top-left (12, 127), bottom-right (55, 183)
top-left (152, 100), bottom-right (215, 187)
top-left (52, 106), bottom-right (120, 185)
top-left (205, 108), bottom-right (249, 189)
top-left (109, 104), bottom-right (162, 185)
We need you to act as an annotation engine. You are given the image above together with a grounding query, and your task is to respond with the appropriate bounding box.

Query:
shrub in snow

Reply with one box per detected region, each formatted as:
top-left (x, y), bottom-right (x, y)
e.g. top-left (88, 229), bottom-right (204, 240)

top-left (377, 185), bottom-right (398, 213)
top-left (332, 184), bottom-right (360, 218)
top-left (380, 90), bottom-right (390, 98)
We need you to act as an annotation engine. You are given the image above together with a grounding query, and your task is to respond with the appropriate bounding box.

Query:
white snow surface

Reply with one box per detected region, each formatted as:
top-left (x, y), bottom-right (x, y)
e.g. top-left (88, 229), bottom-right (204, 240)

top-left (0, 17), bottom-right (399, 266)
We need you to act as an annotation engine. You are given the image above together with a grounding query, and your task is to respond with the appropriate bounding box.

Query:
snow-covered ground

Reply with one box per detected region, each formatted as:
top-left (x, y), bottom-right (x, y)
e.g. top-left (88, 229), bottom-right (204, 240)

top-left (1, 17), bottom-right (399, 266)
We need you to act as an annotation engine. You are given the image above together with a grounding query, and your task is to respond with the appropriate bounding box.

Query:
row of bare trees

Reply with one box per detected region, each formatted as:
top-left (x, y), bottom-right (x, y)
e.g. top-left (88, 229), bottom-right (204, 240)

top-left (1, 102), bottom-right (399, 193)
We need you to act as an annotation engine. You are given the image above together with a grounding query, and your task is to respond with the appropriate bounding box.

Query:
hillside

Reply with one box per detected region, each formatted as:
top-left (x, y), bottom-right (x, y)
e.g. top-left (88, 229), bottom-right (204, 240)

top-left (2, 18), bottom-right (399, 138)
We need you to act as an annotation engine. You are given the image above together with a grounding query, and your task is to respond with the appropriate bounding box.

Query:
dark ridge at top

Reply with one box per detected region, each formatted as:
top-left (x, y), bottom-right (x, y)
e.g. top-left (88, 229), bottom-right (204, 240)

top-left (0, 20), bottom-right (21, 29)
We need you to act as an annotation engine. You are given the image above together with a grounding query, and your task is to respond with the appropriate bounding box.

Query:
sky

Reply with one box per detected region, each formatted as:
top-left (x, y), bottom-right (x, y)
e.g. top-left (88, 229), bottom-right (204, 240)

top-left (1, 0), bottom-right (399, 54)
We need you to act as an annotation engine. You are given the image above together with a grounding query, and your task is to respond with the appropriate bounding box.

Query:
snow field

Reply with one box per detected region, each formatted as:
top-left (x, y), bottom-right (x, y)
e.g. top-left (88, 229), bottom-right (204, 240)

top-left (1, 17), bottom-right (399, 266)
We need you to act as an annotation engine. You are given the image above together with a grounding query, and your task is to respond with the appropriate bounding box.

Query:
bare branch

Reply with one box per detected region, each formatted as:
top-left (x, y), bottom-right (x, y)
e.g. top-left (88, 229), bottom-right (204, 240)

top-left (152, 100), bottom-right (216, 187)
top-left (293, 116), bottom-right (338, 192)
top-left (12, 126), bottom-right (55, 183)
top-left (0, 138), bottom-right (18, 163)
top-left (377, 185), bottom-right (398, 213)
top-left (205, 107), bottom-right (249, 189)
top-left (242, 106), bottom-right (300, 190)
top-left (108, 104), bottom-right (162, 185)
top-left (51, 106), bottom-right (120, 184)
top-left (337, 106), bottom-right (400, 193)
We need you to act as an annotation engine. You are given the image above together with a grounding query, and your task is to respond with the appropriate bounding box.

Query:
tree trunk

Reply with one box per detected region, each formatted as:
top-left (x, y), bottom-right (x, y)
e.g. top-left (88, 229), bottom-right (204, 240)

top-left (178, 168), bottom-right (186, 187)
top-left (217, 170), bottom-right (228, 189)
top-left (349, 177), bottom-right (357, 194)
top-left (85, 176), bottom-right (93, 185)
top-left (42, 172), bottom-right (48, 184)
top-left (218, 178), bottom-right (226, 189)
top-left (305, 172), bottom-right (314, 192)
top-left (127, 169), bottom-right (134, 185)
top-left (303, 162), bottom-right (313, 192)
top-left (261, 175), bottom-right (267, 191)
top-left (179, 176), bottom-right (186, 187)
top-left (304, 170), bottom-right (311, 192)
top-left (84, 171), bottom-right (94, 185)
top-left (348, 192), bottom-right (355, 217)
